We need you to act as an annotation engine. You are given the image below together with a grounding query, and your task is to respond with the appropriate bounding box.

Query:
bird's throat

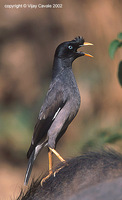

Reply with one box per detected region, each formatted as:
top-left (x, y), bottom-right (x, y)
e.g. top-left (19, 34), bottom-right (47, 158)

top-left (52, 57), bottom-right (72, 79)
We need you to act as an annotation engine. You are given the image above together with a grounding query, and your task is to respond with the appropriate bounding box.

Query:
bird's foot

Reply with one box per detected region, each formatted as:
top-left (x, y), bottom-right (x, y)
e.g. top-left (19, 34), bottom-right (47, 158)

top-left (41, 172), bottom-right (52, 186)
top-left (54, 161), bottom-right (68, 177)
top-left (53, 165), bottom-right (64, 177)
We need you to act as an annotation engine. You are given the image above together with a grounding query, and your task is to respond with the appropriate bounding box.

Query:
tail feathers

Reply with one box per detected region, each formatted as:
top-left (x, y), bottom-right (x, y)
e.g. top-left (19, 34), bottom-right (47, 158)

top-left (24, 149), bottom-right (35, 185)
top-left (27, 144), bottom-right (34, 159)
top-left (24, 142), bottom-right (47, 185)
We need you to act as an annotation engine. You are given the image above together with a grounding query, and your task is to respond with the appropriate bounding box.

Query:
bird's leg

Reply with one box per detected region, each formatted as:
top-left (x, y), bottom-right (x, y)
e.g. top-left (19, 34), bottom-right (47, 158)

top-left (41, 148), bottom-right (68, 186)
top-left (49, 147), bottom-right (68, 177)
top-left (48, 150), bottom-right (53, 175)
top-left (41, 149), bottom-right (53, 186)
top-left (49, 147), bottom-right (65, 162)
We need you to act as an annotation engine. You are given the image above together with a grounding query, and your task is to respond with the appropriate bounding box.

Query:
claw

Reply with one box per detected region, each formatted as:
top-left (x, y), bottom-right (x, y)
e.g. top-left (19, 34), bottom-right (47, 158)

top-left (41, 173), bottom-right (52, 186)
top-left (54, 162), bottom-right (69, 177)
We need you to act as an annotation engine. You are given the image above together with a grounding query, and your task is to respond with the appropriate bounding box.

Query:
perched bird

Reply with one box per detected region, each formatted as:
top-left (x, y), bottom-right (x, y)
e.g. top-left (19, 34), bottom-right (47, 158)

top-left (24, 36), bottom-right (93, 185)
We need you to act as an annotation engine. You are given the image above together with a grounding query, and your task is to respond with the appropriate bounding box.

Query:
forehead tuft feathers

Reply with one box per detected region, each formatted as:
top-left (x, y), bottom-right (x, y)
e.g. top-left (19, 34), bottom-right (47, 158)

top-left (72, 36), bottom-right (84, 45)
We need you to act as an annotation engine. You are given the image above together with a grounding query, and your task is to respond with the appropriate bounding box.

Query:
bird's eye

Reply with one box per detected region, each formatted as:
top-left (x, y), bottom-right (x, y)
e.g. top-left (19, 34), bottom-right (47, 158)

top-left (68, 45), bottom-right (73, 50)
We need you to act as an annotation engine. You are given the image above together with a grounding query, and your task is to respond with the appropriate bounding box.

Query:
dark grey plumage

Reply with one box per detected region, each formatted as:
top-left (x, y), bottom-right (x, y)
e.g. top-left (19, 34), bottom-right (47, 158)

top-left (24, 36), bottom-right (92, 185)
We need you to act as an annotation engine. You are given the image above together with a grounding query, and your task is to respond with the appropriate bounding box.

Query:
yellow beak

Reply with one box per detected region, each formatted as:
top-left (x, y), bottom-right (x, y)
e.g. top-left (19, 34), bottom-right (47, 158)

top-left (79, 42), bottom-right (93, 57)
top-left (84, 53), bottom-right (93, 58)
top-left (83, 42), bottom-right (93, 46)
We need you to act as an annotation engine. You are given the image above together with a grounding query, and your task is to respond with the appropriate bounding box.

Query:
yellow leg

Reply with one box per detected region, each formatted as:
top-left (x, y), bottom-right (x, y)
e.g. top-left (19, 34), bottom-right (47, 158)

top-left (48, 150), bottom-right (53, 174)
top-left (49, 147), bottom-right (68, 177)
top-left (49, 147), bottom-right (66, 162)
top-left (41, 150), bottom-right (53, 186)
top-left (41, 148), bottom-right (67, 186)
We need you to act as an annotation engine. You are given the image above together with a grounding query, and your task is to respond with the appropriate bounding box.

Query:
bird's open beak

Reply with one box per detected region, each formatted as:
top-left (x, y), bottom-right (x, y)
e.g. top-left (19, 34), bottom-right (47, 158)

top-left (79, 42), bottom-right (93, 58)
top-left (84, 53), bottom-right (93, 58)
top-left (83, 42), bottom-right (93, 46)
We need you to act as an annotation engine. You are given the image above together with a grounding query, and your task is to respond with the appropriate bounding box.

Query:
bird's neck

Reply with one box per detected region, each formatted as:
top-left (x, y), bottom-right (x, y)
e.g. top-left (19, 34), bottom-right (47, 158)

top-left (52, 57), bottom-right (72, 79)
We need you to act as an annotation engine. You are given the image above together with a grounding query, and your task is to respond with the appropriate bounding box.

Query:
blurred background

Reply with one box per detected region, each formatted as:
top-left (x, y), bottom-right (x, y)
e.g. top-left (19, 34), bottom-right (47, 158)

top-left (0, 0), bottom-right (122, 199)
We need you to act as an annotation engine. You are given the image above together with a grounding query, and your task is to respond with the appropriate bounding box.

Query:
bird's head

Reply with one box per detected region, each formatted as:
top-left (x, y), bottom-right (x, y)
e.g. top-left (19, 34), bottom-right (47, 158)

top-left (55, 36), bottom-right (93, 62)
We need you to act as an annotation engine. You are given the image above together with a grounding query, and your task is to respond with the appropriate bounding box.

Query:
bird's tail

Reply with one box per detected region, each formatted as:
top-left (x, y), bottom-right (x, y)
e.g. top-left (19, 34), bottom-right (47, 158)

top-left (24, 149), bottom-right (35, 185)
top-left (24, 142), bottom-right (47, 185)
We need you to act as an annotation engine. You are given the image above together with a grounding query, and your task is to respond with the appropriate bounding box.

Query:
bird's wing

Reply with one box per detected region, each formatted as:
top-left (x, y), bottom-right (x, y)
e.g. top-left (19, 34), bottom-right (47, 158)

top-left (27, 81), bottom-right (66, 158)
top-left (39, 85), bottom-right (65, 120)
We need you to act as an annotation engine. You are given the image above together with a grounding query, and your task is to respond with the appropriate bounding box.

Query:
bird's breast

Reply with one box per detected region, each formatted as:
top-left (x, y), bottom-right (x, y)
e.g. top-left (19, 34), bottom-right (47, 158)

top-left (69, 89), bottom-right (81, 116)
top-left (64, 81), bottom-right (81, 120)
top-left (55, 68), bottom-right (81, 116)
